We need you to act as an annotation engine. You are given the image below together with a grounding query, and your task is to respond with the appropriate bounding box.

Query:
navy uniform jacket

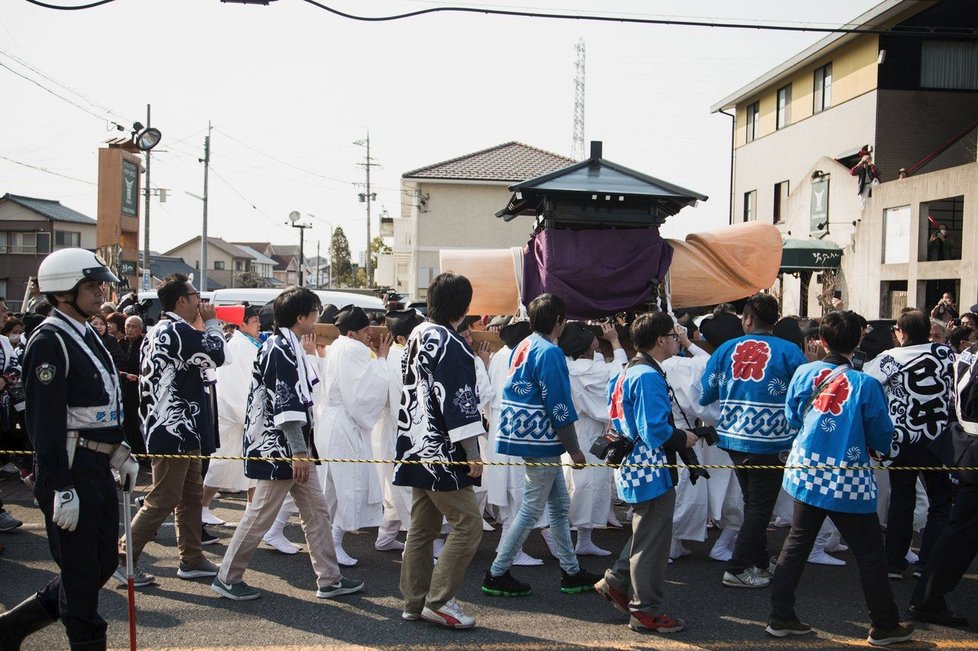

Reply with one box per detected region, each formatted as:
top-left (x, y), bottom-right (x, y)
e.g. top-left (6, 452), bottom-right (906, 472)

top-left (141, 312), bottom-right (226, 455)
top-left (22, 309), bottom-right (124, 492)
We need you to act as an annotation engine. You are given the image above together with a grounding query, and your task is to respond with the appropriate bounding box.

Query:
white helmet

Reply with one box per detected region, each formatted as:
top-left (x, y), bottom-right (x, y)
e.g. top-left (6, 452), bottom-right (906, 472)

top-left (38, 248), bottom-right (120, 294)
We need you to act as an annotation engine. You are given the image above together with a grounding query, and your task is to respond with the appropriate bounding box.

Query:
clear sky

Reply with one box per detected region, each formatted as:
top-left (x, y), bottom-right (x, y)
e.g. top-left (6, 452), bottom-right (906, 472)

top-left (1, 0), bottom-right (880, 258)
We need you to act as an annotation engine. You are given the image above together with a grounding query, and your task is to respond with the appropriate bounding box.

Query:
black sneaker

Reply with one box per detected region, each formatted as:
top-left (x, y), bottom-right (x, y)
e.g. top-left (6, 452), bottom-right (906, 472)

top-left (560, 567), bottom-right (601, 594)
top-left (201, 527), bottom-right (220, 546)
top-left (481, 570), bottom-right (531, 597)
top-left (766, 617), bottom-right (813, 637)
top-left (886, 569), bottom-right (904, 581)
top-left (868, 623), bottom-right (914, 647)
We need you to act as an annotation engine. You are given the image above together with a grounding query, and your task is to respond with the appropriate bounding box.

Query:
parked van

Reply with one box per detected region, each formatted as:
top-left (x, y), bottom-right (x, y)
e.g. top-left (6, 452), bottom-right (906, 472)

top-left (210, 288), bottom-right (384, 312)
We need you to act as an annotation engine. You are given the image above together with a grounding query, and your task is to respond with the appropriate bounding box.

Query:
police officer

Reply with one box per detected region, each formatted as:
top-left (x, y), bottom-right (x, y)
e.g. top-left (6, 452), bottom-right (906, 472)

top-left (0, 248), bottom-right (139, 651)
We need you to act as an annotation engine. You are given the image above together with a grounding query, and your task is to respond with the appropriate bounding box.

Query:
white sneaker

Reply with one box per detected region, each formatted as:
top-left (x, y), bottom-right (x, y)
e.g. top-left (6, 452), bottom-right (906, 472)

top-left (421, 600), bottom-right (475, 629)
top-left (481, 519), bottom-right (495, 532)
top-left (905, 549), bottom-right (919, 564)
top-left (201, 508), bottom-right (226, 526)
top-left (512, 549), bottom-right (544, 566)
top-left (723, 569), bottom-right (770, 588)
top-left (772, 516), bottom-right (792, 528)
top-left (262, 533), bottom-right (301, 555)
top-left (432, 538), bottom-right (444, 560)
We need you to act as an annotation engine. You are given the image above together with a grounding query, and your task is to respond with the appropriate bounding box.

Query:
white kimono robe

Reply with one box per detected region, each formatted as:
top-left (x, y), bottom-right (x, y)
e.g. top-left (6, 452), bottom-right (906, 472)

top-left (562, 348), bottom-right (628, 529)
top-left (472, 355), bottom-right (493, 504)
top-left (315, 334), bottom-right (388, 531)
top-left (661, 344), bottom-right (743, 540)
top-left (484, 345), bottom-right (524, 517)
top-left (370, 343), bottom-right (413, 526)
top-left (206, 330), bottom-right (258, 493)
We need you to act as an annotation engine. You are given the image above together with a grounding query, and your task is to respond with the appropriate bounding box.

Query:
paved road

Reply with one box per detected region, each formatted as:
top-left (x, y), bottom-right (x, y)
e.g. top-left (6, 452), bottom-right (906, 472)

top-left (1, 472), bottom-right (976, 650)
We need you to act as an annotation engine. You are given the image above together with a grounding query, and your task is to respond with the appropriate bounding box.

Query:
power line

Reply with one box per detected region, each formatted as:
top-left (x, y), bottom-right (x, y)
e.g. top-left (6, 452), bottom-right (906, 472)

top-left (208, 165), bottom-right (289, 231)
top-left (22, 0), bottom-right (118, 9)
top-left (212, 128), bottom-right (352, 186)
top-left (0, 153), bottom-right (96, 185)
top-left (0, 48), bottom-right (125, 122)
top-left (0, 59), bottom-right (123, 127)
top-left (297, 1), bottom-right (978, 36)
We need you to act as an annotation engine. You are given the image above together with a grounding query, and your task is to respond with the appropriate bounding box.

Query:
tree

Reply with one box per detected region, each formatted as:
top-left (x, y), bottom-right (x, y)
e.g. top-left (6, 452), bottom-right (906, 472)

top-left (371, 235), bottom-right (391, 270)
top-left (330, 227), bottom-right (354, 287)
top-left (234, 270), bottom-right (266, 288)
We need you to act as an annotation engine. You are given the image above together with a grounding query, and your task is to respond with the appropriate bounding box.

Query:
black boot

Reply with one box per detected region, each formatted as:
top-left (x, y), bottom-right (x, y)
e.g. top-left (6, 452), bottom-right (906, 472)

top-left (69, 638), bottom-right (107, 651)
top-left (0, 594), bottom-right (57, 651)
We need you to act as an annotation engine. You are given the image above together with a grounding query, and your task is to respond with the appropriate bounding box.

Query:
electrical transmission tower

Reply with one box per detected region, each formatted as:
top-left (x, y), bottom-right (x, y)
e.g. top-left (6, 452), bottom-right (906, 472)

top-left (572, 38), bottom-right (586, 160)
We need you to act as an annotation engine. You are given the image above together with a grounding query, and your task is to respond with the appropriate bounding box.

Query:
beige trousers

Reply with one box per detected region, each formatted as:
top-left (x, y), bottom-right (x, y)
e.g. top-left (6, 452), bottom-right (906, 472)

top-left (219, 470), bottom-right (341, 589)
top-left (120, 453), bottom-right (204, 567)
top-left (400, 486), bottom-right (482, 613)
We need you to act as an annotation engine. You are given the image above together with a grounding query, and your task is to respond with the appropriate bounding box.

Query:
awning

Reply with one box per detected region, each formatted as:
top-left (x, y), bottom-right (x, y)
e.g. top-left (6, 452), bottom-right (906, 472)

top-left (780, 238), bottom-right (843, 273)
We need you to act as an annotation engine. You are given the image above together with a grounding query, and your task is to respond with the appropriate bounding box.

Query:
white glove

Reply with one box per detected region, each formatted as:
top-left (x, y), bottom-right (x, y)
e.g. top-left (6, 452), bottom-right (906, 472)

top-left (110, 442), bottom-right (139, 491)
top-left (119, 456), bottom-right (139, 491)
top-left (53, 488), bottom-right (80, 532)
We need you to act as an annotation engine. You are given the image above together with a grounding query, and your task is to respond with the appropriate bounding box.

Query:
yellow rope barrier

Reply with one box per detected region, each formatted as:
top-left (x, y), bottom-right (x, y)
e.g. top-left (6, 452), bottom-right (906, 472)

top-left (1, 449), bottom-right (975, 472)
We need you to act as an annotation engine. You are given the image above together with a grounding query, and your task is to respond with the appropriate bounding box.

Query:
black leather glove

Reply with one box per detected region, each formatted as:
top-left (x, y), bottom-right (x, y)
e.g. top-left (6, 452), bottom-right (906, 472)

top-left (679, 447), bottom-right (711, 484)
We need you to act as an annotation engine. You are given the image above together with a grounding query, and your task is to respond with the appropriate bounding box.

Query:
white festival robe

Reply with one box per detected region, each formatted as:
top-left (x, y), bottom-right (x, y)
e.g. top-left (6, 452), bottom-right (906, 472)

top-left (206, 330), bottom-right (258, 493)
top-left (370, 343), bottom-right (413, 526)
top-left (562, 348), bottom-right (628, 529)
top-left (484, 345), bottom-right (525, 518)
top-left (660, 345), bottom-right (743, 539)
top-left (315, 334), bottom-right (388, 531)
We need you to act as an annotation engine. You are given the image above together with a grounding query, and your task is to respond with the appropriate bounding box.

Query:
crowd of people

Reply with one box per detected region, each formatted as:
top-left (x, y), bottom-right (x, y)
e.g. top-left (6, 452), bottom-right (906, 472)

top-left (0, 248), bottom-right (977, 651)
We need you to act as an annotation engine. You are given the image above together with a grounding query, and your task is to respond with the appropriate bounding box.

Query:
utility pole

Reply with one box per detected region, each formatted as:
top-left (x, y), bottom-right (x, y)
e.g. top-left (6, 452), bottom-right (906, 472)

top-left (315, 239), bottom-right (320, 288)
top-left (355, 132), bottom-right (379, 288)
top-left (141, 104), bottom-right (152, 291)
top-left (199, 122), bottom-right (211, 291)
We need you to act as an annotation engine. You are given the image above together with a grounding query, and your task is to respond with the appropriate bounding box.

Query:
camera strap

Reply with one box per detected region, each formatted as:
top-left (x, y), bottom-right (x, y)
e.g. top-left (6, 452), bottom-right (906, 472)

top-left (800, 357), bottom-right (850, 420)
top-left (628, 353), bottom-right (694, 429)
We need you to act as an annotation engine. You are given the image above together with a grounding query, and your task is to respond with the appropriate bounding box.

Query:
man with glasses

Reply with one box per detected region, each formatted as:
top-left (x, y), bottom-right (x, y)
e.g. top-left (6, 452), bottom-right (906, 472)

top-left (700, 293), bottom-right (807, 588)
top-left (117, 274), bottom-right (227, 587)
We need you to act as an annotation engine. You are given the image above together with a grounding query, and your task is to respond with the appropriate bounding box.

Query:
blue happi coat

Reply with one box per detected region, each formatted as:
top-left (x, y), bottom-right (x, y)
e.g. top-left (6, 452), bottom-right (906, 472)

top-left (700, 332), bottom-right (807, 454)
top-left (782, 360), bottom-right (894, 514)
top-left (496, 333), bottom-right (579, 458)
top-left (607, 363), bottom-right (673, 504)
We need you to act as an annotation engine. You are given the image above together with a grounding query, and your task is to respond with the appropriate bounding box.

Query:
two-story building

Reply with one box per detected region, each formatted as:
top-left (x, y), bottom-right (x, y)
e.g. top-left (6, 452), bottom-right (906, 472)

top-left (0, 194), bottom-right (98, 311)
top-left (379, 142), bottom-right (575, 299)
top-left (163, 236), bottom-right (256, 290)
top-left (711, 0), bottom-right (978, 317)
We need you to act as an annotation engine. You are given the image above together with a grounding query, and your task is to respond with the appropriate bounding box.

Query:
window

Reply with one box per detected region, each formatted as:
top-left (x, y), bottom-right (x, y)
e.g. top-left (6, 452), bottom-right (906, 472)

top-left (813, 63), bottom-right (832, 113)
top-left (883, 205), bottom-right (911, 264)
top-left (921, 41), bottom-right (978, 90)
top-left (746, 102), bottom-right (760, 143)
top-left (880, 280), bottom-right (908, 319)
top-left (922, 195), bottom-right (964, 261)
top-left (773, 181), bottom-right (789, 223)
top-left (0, 231), bottom-right (50, 254)
top-left (54, 230), bottom-right (81, 248)
top-left (776, 84), bottom-right (791, 129)
top-left (743, 190), bottom-right (757, 222)
top-left (214, 260), bottom-right (225, 270)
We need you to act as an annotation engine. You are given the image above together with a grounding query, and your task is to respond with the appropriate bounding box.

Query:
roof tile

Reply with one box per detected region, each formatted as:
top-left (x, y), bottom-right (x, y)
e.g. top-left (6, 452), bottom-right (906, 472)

top-left (402, 142), bottom-right (575, 182)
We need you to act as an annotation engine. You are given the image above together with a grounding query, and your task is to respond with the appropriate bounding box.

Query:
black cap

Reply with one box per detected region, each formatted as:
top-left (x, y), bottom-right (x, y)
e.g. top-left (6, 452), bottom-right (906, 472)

top-left (675, 312), bottom-right (698, 335)
top-left (499, 320), bottom-right (532, 348)
top-left (386, 309), bottom-right (423, 340)
top-left (971, 303), bottom-right (978, 314)
top-left (317, 304), bottom-right (339, 324)
top-left (558, 321), bottom-right (595, 359)
top-left (335, 304), bottom-right (369, 334)
top-left (242, 303), bottom-right (262, 323)
top-left (700, 311), bottom-right (744, 348)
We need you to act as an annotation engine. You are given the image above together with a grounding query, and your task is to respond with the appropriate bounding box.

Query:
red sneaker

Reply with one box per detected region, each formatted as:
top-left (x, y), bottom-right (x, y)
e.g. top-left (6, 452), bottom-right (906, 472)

top-left (629, 611), bottom-right (685, 634)
top-left (594, 578), bottom-right (629, 614)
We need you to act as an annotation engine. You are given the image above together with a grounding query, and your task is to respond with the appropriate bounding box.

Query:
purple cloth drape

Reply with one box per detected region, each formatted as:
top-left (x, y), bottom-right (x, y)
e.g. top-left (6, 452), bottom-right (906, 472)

top-left (521, 228), bottom-right (673, 319)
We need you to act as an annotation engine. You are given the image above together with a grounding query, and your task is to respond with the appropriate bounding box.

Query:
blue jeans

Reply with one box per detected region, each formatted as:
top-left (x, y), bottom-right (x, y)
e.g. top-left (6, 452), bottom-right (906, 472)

top-left (491, 457), bottom-right (580, 576)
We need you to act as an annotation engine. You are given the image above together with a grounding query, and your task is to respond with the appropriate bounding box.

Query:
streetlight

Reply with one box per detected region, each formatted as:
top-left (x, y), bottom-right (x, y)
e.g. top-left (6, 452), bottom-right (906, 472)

top-left (287, 211), bottom-right (313, 287)
top-left (134, 109), bottom-right (162, 292)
